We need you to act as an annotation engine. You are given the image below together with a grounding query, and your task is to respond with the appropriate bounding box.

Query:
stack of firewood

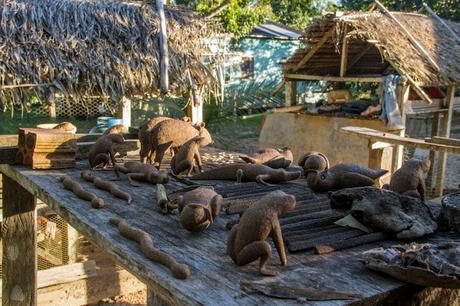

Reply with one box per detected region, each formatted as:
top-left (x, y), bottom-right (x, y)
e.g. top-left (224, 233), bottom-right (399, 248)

top-left (16, 128), bottom-right (77, 169)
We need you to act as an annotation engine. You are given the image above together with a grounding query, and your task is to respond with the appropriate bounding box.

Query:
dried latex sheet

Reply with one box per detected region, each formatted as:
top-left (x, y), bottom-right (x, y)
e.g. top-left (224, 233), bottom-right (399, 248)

top-left (364, 242), bottom-right (460, 288)
top-left (329, 187), bottom-right (437, 239)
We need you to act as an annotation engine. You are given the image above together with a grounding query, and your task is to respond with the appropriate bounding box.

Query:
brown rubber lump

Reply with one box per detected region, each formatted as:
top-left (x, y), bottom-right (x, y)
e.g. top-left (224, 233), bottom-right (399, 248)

top-left (81, 171), bottom-right (132, 204)
top-left (60, 176), bottom-right (105, 208)
top-left (109, 218), bottom-right (190, 279)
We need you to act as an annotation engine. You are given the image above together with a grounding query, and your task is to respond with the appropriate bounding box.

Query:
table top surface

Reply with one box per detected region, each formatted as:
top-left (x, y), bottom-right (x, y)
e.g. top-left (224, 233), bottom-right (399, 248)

top-left (0, 148), bottom-right (425, 306)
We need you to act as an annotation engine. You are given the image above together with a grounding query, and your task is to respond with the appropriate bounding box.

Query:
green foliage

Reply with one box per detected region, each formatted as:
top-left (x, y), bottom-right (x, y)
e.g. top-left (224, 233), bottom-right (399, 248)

top-left (340, 0), bottom-right (459, 21)
top-left (270, 0), bottom-right (314, 30)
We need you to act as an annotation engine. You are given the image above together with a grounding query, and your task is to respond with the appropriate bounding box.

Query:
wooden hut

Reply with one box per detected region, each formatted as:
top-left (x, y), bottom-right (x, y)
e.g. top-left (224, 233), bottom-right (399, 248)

top-left (260, 9), bottom-right (460, 195)
top-left (0, 0), bottom-right (216, 122)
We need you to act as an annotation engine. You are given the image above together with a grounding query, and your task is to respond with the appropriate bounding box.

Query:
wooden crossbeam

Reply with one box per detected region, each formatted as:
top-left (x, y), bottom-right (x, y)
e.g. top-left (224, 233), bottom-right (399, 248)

top-left (293, 28), bottom-right (335, 71)
top-left (284, 73), bottom-right (382, 83)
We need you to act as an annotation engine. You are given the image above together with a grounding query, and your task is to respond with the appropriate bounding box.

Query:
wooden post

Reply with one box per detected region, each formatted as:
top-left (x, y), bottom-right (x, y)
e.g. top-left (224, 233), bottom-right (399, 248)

top-left (340, 26), bottom-right (348, 77)
top-left (48, 103), bottom-right (56, 119)
top-left (2, 174), bottom-right (37, 306)
top-left (186, 71), bottom-right (204, 123)
top-left (63, 224), bottom-right (79, 264)
top-left (285, 80), bottom-right (296, 107)
top-left (119, 96), bottom-right (131, 128)
top-left (157, 0), bottom-right (169, 93)
top-left (391, 84), bottom-right (409, 173)
top-left (434, 85), bottom-right (455, 197)
top-left (427, 113), bottom-right (440, 194)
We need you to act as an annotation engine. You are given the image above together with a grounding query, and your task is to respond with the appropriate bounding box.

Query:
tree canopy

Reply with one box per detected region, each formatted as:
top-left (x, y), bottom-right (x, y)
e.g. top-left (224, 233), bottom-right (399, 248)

top-left (173, 0), bottom-right (459, 36)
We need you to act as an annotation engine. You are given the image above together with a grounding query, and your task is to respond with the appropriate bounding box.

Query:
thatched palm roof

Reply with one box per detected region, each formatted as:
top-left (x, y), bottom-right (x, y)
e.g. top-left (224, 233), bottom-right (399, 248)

top-left (284, 12), bottom-right (460, 86)
top-left (0, 0), bottom-right (215, 107)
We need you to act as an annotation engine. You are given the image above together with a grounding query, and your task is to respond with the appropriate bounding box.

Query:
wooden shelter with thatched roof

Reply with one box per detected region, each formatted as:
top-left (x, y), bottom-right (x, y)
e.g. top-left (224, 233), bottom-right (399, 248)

top-left (0, 0), bottom-right (217, 122)
top-left (260, 5), bottom-right (460, 197)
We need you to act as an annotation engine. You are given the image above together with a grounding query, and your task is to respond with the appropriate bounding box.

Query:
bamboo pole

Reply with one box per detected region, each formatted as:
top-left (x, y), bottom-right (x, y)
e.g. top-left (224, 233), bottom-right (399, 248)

top-left (339, 25), bottom-right (348, 77)
top-left (156, 0), bottom-right (169, 94)
top-left (206, 0), bottom-right (230, 19)
top-left (0, 83), bottom-right (53, 90)
top-left (374, 0), bottom-right (440, 72)
top-left (422, 3), bottom-right (460, 44)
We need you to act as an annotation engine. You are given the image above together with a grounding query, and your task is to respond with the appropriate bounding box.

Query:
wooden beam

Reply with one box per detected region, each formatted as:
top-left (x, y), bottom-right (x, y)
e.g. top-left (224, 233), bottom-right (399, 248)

top-left (284, 73), bottom-right (382, 83)
top-left (156, 0), bottom-right (169, 93)
top-left (422, 3), bottom-right (460, 44)
top-left (340, 26), bottom-right (348, 77)
top-left (434, 85), bottom-right (456, 197)
top-left (347, 45), bottom-right (372, 70)
top-left (2, 174), bottom-right (37, 306)
top-left (374, 0), bottom-right (440, 72)
top-left (426, 136), bottom-right (460, 147)
top-left (293, 28), bottom-right (335, 71)
top-left (340, 126), bottom-right (460, 154)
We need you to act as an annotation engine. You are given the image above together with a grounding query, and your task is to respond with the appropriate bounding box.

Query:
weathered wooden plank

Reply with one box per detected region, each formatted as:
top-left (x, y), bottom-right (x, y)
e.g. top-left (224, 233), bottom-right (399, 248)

top-left (425, 136), bottom-right (460, 147)
top-left (0, 151), bottom-right (441, 306)
top-left (2, 174), bottom-right (37, 306)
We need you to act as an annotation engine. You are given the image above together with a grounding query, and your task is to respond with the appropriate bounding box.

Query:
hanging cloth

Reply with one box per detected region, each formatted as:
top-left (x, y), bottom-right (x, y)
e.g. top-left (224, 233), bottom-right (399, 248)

top-left (380, 75), bottom-right (404, 130)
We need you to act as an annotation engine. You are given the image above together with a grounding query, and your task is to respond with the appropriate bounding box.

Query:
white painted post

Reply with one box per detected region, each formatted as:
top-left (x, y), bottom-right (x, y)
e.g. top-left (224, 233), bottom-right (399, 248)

top-left (120, 96), bottom-right (131, 128)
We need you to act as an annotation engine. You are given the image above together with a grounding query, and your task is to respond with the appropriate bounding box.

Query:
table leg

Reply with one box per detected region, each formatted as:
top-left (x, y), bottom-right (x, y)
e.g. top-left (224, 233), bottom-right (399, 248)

top-left (2, 174), bottom-right (37, 306)
top-left (147, 287), bottom-right (172, 306)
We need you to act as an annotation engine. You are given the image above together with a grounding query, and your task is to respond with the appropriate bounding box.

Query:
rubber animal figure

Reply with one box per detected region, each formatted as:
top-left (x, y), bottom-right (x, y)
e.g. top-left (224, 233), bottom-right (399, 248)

top-left (305, 163), bottom-right (387, 192)
top-left (190, 164), bottom-right (301, 185)
top-left (115, 161), bottom-right (169, 186)
top-left (227, 190), bottom-right (296, 276)
top-left (138, 116), bottom-right (172, 163)
top-left (103, 124), bottom-right (127, 135)
top-left (149, 120), bottom-right (212, 168)
top-left (170, 136), bottom-right (206, 176)
top-left (239, 147), bottom-right (293, 169)
top-left (298, 151), bottom-right (329, 173)
top-left (178, 187), bottom-right (223, 232)
top-left (53, 122), bottom-right (77, 133)
top-left (383, 159), bottom-right (430, 202)
top-left (109, 218), bottom-right (190, 279)
top-left (88, 134), bottom-right (125, 170)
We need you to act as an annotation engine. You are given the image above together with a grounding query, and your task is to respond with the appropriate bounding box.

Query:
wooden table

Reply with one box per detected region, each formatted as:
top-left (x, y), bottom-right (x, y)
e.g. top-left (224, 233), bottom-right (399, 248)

top-left (1, 152), bottom-right (429, 306)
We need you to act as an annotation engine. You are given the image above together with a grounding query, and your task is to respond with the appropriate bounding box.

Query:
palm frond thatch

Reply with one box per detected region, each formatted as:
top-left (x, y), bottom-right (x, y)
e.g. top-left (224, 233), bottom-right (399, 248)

top-left (0, 0), bottom-right (217, 108)
top-left (284, 12), bottom-right (460, 86)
